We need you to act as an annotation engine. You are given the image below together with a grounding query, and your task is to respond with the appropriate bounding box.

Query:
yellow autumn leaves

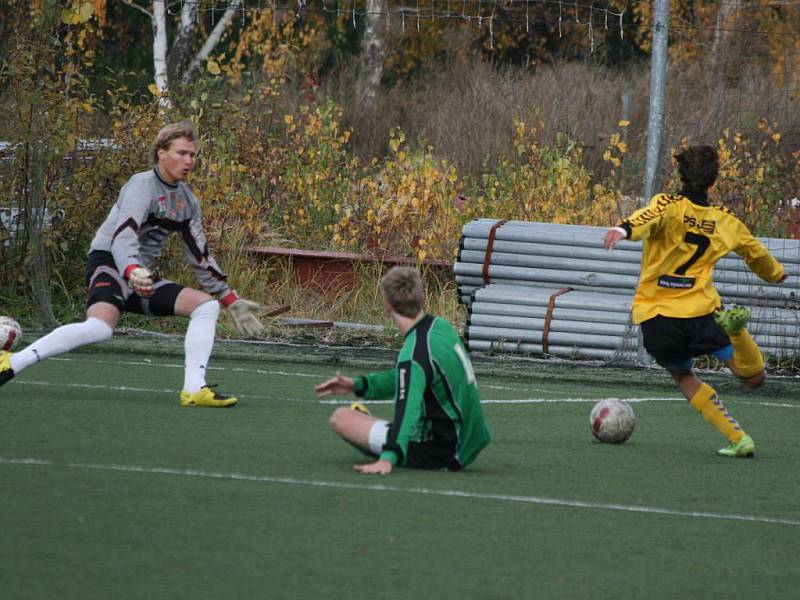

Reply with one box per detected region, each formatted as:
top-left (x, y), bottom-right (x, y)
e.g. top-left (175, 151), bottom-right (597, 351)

top-left (60, 1), bottom-right (95, 25)
top-left (194, 103), bottom-right (633, 263)
top-left (191, 96), bottom-right (800, 264)
top-left (97, 85), bottom-right (797, 267)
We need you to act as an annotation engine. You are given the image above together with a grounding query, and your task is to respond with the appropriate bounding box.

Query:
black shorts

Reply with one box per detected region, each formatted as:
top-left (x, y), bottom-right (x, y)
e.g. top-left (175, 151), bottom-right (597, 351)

top-left (640, 314), bottom-right (732, 372)
top-left (389, 426), bottom-right (462, 471)
top-left (372, 421), bottom-right (462, 471)
top-left (405, 442), bottom-right (463, 471)
top-left (85, 251), bottom-right (184, 316)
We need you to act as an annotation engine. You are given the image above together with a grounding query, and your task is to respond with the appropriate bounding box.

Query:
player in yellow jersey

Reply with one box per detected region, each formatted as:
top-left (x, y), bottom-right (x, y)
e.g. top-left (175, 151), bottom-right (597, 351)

top-left (604, 145), bottom-right (788, 457)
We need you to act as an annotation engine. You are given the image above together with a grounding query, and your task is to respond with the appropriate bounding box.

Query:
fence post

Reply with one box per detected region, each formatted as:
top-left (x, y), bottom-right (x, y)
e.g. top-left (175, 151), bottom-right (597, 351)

top-left (637, 0), bottom-right (670, 367)
top-left (642, 0), bottom-right (670, 205)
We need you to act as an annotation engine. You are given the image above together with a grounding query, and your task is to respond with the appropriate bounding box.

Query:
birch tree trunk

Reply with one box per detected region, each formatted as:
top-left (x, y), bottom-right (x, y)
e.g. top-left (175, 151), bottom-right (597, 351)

top-left (356, 0), bottom-right (389, 107)
top-left (121, 1), bottom-right (243, 93)
top-left (182, 0), bottom-right (242, 84)
top-left (167, 1), bottom-right (199, 83)
top-left (152, 0), bottom-right (171, 107)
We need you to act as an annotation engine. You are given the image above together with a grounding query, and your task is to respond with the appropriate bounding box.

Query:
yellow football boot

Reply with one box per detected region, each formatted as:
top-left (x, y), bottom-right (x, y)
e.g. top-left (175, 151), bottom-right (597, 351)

top-left (180, 385), bottom-right (237, 408)
top-left (350, 402), bottom-right (371, 416)
top-left (0, 351), bottom-right (15, 388)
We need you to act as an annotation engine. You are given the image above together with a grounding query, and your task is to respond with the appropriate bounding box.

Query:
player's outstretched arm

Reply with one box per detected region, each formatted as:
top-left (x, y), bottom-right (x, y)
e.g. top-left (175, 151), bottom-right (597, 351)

top-left (315, 372), bottom-right (355, 397)
top-left (354, 460), bottom-right (393, 475)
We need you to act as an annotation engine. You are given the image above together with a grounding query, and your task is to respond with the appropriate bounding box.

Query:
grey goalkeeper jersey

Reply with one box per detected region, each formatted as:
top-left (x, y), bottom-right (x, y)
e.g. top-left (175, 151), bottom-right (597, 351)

top-left (89, 168), bottom-right (231, 296)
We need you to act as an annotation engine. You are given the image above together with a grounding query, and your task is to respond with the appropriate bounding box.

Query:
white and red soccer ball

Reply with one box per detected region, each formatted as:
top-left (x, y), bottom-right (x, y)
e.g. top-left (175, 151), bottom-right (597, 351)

top-left (0, 316), bottom-right (22, 351)
top-left (590, 399), bottom-right (636, 444)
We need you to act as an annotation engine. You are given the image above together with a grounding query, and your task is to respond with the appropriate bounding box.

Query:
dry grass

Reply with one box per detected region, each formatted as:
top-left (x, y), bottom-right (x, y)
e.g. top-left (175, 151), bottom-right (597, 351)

top-left (220, 255), bottom-right (465, 345)
top-left (325, 55), bottom-right (799, 195)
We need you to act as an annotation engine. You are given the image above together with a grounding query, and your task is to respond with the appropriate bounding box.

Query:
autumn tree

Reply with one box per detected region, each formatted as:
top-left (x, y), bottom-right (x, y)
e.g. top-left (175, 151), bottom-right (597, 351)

top-left (118, 0), bottom-right (244, 102)
top-left (0, 0), bottom-right (97, 323)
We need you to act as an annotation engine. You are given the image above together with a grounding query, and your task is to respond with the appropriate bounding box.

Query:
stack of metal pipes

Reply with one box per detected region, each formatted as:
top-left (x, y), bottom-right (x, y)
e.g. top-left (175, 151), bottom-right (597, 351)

top-left (457, 219), bottom-right (800, 359)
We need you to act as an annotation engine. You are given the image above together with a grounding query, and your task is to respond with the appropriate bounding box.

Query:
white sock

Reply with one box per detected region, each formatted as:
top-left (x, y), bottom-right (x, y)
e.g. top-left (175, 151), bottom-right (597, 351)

top-left (10, 317), bottom-right (114, 373)
top-left (183, 300), bottom-right (219, 393)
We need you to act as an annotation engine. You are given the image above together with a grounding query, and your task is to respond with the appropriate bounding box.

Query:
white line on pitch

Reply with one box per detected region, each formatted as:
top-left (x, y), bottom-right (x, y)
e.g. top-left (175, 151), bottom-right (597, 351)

top-left (51, 357), bottom-right (321, 378)
top-left (14, 380), bottom-right (176, 394)
top-left (48, 358), bottom-right (616, 394)
top-left (1, 456), bottom-right (797, 527)
top-left (10, 380), bottom-right (799, 409)
top-left (38, 358), bottom-right (800, 406)
top-left (484, 397), bottom-right (683, 404)
top-left (321, 397), bottom-right (800, 408)
top-left (318, 399), bottom-right (394, 405)
top-left (741, 401), bottom-right (800, 408)
top-left (10, 380), bottom-right (275, 400)
top-left (482, 383), bottom-right (557, 394)
top-left (318, 397), bottom-right (684, 405)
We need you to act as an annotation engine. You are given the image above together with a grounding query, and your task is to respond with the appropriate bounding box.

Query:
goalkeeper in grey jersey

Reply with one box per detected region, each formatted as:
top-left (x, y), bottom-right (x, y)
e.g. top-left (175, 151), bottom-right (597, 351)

top-left (0, 120), bottom-right (262, 407)
top-left (315, 266), bottom-right (491, 474)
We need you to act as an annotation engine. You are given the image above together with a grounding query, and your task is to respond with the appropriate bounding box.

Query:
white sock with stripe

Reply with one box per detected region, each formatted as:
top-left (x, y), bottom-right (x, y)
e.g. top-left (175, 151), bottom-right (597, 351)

top-left (183, 300), bottom-right (219, 393)
top-left (10, 317), bottom-right (114, 373)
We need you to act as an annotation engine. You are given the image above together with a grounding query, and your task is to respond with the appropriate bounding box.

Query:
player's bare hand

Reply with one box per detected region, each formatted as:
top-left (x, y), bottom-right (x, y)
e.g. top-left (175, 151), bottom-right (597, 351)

top-left (354, 460), bottom-right (392, 475)
top-left (603, 228), bottom-right (625, 250)
top-left (315, 372), bottom-right (355, 397)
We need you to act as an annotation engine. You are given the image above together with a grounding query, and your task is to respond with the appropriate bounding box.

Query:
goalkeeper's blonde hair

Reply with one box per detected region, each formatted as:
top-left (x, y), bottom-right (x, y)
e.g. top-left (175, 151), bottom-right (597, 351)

top-left (150, 120), bottom-right (198, 166)
top-left (380, 266), bottom-right (425, 318)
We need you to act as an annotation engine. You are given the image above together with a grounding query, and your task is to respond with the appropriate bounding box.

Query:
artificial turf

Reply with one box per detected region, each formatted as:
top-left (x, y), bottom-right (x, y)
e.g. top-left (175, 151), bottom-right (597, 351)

top-left (1, 343), bottom-right (799, 599)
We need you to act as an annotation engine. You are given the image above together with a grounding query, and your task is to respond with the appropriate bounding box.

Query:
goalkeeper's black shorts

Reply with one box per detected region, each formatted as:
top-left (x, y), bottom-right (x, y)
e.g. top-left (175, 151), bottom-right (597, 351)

top-left (85, 250), bottom-right (184, 316)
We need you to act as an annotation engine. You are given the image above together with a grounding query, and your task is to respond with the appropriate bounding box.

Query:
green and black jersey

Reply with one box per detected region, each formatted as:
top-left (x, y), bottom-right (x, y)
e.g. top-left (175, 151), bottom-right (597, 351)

top-left (354, 315), bottom-right (490, 470)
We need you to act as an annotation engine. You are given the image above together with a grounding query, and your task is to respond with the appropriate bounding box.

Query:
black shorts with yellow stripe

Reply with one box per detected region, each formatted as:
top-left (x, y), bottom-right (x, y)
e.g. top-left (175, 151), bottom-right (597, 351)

top-left (85, 250), bottom-right (184, 316)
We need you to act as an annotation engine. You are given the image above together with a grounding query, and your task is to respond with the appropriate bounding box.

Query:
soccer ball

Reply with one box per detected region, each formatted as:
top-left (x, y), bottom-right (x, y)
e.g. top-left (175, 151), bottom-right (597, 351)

top-left (0, 316), bottom-right (22, 351)
top-left (590, 399), bottom-right (635, 444)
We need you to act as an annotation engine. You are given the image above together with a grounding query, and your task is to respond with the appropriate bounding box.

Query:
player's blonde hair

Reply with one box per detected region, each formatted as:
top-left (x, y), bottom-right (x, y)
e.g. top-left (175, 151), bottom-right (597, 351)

top-left (380, 266), bottom-right (425, 318)
top-left (150, 120), bottom-right (198, 166)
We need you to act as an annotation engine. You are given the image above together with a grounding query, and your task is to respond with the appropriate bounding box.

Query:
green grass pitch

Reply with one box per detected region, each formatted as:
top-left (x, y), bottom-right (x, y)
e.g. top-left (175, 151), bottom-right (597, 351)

top-left (1, 341), bottom-right (799, 599)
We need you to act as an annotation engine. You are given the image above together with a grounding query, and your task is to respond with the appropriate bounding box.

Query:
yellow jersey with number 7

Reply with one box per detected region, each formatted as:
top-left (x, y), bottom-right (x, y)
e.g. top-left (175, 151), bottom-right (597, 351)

top-left (619, 193), bottom-right (785, 324)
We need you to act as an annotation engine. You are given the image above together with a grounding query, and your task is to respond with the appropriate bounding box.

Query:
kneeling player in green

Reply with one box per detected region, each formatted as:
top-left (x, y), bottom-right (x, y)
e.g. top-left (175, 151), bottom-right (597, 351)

top-left (315, 266), bottom-right (491, 475)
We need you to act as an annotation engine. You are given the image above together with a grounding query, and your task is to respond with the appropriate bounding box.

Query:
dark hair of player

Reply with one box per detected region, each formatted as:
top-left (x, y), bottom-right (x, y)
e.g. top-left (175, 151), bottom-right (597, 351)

top-left (675, 145), bottom-right (719, 192)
